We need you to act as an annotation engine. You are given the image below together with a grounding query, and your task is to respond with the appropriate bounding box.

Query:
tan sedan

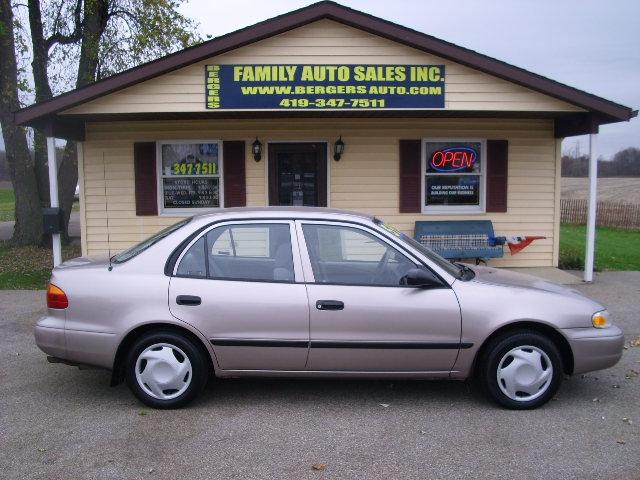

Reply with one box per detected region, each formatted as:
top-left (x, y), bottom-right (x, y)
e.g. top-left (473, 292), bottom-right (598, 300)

top-left (35, 208), bottom-right (624, 409)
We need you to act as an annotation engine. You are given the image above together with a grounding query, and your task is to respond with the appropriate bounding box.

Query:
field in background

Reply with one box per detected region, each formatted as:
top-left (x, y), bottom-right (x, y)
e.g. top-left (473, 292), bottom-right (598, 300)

top-left (561, 177), bottom-right (640, 203)
top-left (561, 177), bottom-right (640, 231)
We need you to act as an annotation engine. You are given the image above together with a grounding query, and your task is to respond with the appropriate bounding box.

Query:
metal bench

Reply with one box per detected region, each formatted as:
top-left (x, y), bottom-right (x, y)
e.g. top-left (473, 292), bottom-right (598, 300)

top-left (414, 220), bottom-right (504, 264)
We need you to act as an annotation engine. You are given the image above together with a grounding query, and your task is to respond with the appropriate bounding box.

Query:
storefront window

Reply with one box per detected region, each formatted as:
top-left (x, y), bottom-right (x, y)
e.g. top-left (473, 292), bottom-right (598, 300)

top-left (423, 139), bottom-right (484, 213)
top-left (158, 141), bottom-right (222, 213)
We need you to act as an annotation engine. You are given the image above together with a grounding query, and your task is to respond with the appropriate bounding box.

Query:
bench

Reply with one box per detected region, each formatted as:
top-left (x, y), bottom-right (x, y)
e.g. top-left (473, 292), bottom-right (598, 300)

top-left (414, 220), bottom-right (505, 264)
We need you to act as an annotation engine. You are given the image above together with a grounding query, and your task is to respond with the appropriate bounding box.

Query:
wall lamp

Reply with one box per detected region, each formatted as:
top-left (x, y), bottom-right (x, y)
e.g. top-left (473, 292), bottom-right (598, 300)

top-left (252, 137), bottom-right (262, 162)
top-left (333, 136), bottom-right (345, 161)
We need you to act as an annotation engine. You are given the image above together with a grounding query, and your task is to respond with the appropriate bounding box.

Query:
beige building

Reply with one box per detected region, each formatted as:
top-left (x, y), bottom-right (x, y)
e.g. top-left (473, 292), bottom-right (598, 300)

top-left (16, 1), bottom-right (635, 268)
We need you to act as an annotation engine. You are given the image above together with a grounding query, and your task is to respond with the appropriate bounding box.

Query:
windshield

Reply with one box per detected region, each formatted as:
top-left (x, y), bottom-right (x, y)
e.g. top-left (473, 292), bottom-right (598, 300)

top-left (112, 218), bottom-right (191, 264)
top-left (374, 219), bottom-right (463, 278)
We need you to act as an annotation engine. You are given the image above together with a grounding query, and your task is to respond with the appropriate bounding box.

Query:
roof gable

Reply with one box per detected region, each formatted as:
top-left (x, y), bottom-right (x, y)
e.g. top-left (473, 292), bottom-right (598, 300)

top-left (15, 0), bottom-right (636, 134)
top-left (62, 19), bottom-right (584, 116)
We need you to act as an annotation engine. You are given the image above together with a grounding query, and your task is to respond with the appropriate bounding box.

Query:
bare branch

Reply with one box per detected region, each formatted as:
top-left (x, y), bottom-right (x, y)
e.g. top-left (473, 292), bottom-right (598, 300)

top-left (107, 8), bottom-right (138, 21)
top-left (45, 0), bottom-right (82, 51)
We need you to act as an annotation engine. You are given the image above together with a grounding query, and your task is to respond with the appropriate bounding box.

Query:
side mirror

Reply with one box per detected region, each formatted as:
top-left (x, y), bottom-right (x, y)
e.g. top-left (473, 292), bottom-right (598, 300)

top-left (401, 268), bottom-right (442, 288)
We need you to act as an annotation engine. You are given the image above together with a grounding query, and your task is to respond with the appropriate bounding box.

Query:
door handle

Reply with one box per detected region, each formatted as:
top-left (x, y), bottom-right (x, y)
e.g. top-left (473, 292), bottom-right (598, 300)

top-left (176, 295), bottom-right (201, 306)
top-left (316, 300), bottom-right (344, 311)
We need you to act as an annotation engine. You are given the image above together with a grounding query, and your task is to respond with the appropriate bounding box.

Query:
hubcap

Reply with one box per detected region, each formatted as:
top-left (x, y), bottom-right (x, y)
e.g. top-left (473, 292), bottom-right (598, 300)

top-left (135, 343), bottom-right (192, 400)
top-left (496, 345), bottom-right (553, 402)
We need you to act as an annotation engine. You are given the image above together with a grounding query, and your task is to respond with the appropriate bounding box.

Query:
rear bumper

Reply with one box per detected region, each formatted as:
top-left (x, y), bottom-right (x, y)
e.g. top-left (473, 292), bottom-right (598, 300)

top-left (562, 325), bottom-right (625, 375)
top-left (34, 315), bottom-right (116, 370)
top-left (34, 315), bottom-right (66, 358)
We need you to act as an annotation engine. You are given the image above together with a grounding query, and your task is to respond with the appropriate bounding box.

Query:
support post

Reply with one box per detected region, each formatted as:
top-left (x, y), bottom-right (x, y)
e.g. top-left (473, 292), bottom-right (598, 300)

top-left (584, 133), bottom-right (598, 282)
top-left (47, 136), bottom-right (62, 267)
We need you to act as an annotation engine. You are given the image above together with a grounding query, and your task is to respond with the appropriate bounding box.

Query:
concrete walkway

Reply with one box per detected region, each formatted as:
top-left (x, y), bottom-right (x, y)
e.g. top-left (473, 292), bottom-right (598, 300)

top-left (0, 211), bottom-right (79, 241)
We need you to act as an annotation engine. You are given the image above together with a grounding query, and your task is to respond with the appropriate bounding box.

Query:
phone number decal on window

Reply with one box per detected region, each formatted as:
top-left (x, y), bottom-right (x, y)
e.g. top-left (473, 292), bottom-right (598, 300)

top-left (171, 162), bottom-right (218, 176)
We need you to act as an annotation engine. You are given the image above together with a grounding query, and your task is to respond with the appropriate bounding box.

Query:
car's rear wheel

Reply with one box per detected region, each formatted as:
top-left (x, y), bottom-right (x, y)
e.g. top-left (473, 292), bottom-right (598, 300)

top-left (125, 331), bottom-right (208, 409)
top-left (478, 331), bottom-right (563, 409)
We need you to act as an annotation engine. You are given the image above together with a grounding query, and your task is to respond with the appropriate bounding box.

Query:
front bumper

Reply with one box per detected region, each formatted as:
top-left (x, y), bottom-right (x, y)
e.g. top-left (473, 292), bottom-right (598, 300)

top-left (562, 325), bottom-right (625, 375)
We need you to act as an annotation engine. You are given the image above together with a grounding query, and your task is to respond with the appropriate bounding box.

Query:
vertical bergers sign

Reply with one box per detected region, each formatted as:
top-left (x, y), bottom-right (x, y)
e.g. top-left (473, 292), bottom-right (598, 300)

top-left (205, 64), bottom-right (445, 110)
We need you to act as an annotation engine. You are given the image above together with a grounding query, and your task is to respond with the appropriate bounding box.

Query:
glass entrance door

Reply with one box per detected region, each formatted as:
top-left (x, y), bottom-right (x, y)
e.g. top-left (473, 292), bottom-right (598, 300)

top-left (268, 143), bottom-right (327, 207)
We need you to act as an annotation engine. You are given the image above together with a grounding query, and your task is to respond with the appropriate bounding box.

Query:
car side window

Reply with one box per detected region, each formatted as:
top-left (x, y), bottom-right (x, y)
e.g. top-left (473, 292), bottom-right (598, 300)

top-left (302, 224), bottom-right (416, 286)
top-left (207, 223), bottom-right (295, 282)
top-left (177, 223), bottom-right (295, 281)
top-left (176, 237), bottom-right (207, 277)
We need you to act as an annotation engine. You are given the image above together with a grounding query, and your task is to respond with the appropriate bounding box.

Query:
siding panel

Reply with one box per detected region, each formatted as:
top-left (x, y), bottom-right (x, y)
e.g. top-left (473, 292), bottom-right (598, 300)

top-left (81, 117), bottom-right (558, 267)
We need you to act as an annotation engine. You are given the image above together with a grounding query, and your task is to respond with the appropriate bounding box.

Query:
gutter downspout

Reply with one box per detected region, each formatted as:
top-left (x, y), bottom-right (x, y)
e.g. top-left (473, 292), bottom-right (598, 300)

top-left (583, 133), bottom-right (598, 282)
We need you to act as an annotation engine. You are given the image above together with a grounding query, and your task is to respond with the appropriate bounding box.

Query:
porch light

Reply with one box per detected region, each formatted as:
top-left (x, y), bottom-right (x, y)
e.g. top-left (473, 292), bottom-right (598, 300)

top-left (252, 137), bottom-right (262, 161)
top-left (333, 136), bottom-right (345, 161)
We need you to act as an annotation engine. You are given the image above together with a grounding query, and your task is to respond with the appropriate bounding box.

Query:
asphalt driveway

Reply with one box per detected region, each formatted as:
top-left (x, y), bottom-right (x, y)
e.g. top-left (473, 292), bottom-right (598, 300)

top-left (1, 272), bottom-right (639, 480)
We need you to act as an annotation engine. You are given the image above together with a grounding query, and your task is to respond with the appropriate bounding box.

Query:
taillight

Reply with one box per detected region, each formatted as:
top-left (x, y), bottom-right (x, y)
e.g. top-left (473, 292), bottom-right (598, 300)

top-left (47, 283), bottom-right (69, 309)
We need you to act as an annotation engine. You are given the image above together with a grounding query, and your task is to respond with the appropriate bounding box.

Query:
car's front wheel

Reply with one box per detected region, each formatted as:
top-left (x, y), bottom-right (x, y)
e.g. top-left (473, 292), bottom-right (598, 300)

top-left (125, 331), bottom-right (209, 409)
top-left (478, 330), bottom-right (563, 409)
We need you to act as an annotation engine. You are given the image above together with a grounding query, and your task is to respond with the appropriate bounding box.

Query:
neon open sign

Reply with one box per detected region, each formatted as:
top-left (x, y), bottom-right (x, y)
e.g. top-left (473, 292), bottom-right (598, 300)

top-left (430, 147), bottom-right (477, 172)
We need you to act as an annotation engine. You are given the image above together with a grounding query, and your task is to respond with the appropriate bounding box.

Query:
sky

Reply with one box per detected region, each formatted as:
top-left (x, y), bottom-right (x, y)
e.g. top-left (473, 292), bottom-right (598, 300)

top-left (3, 0), bottom-right (638, 158)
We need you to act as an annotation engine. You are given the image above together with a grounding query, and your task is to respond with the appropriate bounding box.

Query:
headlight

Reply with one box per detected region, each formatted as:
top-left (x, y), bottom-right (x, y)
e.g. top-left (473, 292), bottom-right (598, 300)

top-left (592, 310), bottom-right (610, 328)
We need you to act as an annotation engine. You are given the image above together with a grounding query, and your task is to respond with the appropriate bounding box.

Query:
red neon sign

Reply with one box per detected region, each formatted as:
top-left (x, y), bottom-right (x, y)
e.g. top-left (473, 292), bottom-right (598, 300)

top-left (430, 147), bottom-right (477, 172)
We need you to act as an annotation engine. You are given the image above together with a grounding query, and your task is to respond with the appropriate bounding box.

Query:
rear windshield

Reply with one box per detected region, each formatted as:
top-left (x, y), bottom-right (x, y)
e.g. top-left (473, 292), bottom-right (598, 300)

top-left (373, 219), bottom-right (463, 278)
top-left (112, 218), bottom-right (191, 264)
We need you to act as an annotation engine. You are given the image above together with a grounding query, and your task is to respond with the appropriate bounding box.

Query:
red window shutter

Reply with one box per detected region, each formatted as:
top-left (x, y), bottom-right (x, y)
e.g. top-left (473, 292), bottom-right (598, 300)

top-left (133, 142), bottom-right (158, 216)
top-left (223, 141), bottom-right (246, 207)
top-left (399, 139), bottom-right (422, 213)
top-left (486, 140), bottom-right (509, 213)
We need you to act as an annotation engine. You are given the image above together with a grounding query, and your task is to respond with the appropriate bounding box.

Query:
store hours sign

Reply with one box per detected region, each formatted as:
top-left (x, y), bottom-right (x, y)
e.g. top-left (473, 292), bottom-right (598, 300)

top-left (205, 64), bottom-right (445, 110)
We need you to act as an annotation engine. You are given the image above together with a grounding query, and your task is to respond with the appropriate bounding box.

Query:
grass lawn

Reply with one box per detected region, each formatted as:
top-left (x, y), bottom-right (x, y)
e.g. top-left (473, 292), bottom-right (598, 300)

top-left (559, 224), bottom-right (640, 271)
top-left (0, 188), bottom-right (79, 222)
top-left (0, 241), bottom-right (81, 289)
top-left (0, 189), bottom-right (15, 221)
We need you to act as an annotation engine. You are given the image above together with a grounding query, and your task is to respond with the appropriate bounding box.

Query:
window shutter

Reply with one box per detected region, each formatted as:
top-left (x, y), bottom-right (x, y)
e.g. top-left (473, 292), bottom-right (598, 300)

top-left (133, 142), bottom-right (158, 216)
top-left (486, 140), bottom-right (509, 213)
top-left (223, 141), bottom-right (246, 207)
top-left (399, 139), bottom-right (422, 213)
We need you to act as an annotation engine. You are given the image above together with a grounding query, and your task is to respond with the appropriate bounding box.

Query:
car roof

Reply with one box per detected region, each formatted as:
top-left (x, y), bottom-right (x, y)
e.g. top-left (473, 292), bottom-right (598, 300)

top-left (191, 206), bottom-right (376, 223)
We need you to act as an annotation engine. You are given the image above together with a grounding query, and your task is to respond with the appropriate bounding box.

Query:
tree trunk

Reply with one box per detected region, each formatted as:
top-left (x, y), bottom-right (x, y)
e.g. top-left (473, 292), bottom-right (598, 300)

top-left (58, 141), bottom-right (77, 243)
top-left (28, 0), bottom-right (52, 208)
top-left (33, 130), bottom-right (50, 206)
top-left (0, 0), bottom-right (43, 245)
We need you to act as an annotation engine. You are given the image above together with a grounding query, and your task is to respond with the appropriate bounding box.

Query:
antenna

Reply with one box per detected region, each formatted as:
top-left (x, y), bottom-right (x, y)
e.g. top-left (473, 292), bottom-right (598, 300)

top-left (102, 152), bottom-right (113, 271)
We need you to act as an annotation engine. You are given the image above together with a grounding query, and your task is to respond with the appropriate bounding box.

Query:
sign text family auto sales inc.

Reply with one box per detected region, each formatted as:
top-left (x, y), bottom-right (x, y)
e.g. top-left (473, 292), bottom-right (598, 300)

top-left (205, 64), bottom-right (445, 110)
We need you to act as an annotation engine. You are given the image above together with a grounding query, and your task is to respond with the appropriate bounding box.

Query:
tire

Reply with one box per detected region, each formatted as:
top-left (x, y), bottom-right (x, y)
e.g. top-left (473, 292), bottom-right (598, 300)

top-left (478, 330), bottom-right (563, 410)
top-left (125, 330), bottom-right (209, 409)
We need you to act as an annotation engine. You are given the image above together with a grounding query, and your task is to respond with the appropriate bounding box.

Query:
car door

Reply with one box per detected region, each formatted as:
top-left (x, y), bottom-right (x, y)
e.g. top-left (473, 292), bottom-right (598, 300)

top-left (298, 221), bottom-right (462, 373)
top-left (169, 220), bottom-right (310, 371)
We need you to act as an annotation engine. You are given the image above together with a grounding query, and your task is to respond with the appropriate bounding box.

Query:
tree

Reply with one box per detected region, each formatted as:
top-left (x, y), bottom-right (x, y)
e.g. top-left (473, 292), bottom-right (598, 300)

top-left (0, 0), bottom-right (43, 245)
top-left (561, 148), bottom-right (640, 177)
top-left (2, 0), bottom-right (201, 244)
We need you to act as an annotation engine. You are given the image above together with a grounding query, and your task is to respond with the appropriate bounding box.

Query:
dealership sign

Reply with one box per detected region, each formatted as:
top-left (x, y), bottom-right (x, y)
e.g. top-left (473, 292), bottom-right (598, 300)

top-left (205, 64), bottom-right (445, 110)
